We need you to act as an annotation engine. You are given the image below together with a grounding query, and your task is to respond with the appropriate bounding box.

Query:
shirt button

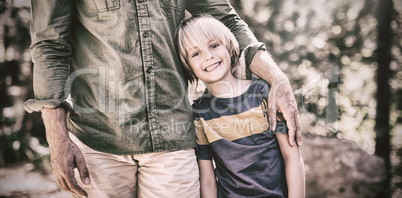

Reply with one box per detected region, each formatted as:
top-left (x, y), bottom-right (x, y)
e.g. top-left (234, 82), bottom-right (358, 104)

top-left (143, 32), bottom-right (149, 37)
top-left (146, 66), bottom-right (152, 73)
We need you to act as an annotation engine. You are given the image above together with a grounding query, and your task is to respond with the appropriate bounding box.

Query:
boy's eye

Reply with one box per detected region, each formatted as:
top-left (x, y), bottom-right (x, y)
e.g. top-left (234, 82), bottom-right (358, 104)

top-left (192, 51), bottom-right (201, 58)
top-left (211, 43), bottom-right (220, 49)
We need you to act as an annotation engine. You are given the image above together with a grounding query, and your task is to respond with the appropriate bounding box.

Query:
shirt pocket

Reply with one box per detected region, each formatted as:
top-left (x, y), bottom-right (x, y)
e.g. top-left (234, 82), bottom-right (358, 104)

top-left (78, 0), bottom-right (121, 14)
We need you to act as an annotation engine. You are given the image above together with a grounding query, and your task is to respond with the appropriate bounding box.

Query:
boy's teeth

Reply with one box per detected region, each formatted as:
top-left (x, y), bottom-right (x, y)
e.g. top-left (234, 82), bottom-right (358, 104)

top-left (205, 62), bottom-right (220, 72)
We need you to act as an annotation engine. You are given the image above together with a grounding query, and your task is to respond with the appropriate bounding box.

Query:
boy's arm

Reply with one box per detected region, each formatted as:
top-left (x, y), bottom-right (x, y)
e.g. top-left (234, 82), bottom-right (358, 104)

top-left (276, 132), bottom-right (305, 198)
top-left (198, 159), bottom-right (217, 198)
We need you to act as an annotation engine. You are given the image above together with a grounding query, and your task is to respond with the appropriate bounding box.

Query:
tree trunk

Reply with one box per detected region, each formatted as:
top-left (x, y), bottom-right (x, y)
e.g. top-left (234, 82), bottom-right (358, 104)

top-left (0, 0), bottom-right (10, 167)
top-left (374, 0), bottom-right (394, 197)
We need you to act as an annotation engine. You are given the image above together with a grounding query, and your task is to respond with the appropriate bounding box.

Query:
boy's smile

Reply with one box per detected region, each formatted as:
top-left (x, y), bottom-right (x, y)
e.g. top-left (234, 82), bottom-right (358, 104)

top-left (204, 61), bottom-right (221, 72)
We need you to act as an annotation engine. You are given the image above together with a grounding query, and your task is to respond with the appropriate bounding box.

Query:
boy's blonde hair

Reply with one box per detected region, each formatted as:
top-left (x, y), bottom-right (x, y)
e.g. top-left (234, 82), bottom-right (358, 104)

top-left (175, 14), bottom-right (240, 83)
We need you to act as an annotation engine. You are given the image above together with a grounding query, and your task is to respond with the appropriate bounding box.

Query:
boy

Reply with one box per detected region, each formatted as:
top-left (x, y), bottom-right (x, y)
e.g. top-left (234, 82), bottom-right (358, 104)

top-left (176, 14), bottom-right (305, 198)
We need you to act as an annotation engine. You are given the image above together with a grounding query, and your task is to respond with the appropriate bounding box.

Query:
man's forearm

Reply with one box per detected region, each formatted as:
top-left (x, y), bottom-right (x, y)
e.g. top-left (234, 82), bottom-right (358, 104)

top-left (41, 107), bottom-right (90, 196)
top-left (249, 50), bottom-right (290, 85)
top-left (41, 108), bottom-right (70, 145)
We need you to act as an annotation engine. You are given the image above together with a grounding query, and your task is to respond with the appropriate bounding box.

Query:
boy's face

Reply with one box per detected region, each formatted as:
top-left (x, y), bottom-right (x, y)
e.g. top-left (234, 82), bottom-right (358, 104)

top-left (186, 39), bottom-right (232, 84)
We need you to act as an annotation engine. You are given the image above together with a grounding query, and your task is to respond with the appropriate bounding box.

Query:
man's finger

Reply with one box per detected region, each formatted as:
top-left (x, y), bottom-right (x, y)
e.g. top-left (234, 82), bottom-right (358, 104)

top-left (268, 92), bottom-right (277, 131)
top-left (268, 110), bottom-right (277, 131)
top-left (76, 153), bottom-right (91, 185)
top-left (282, 108), bottom-right (296, 146)
top-left (288, 130), bottom-right (295, 146)
top-left (65, 168), bottom-right (88, 197)
top-left (54, 173), bottom-right (69, 191)
top-left (295, 112), bottom-right (302, 146)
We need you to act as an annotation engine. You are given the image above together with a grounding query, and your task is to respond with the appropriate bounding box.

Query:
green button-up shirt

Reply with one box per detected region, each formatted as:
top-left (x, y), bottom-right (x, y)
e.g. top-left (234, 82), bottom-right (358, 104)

top-left (24, 0), bottom-right (264, 155)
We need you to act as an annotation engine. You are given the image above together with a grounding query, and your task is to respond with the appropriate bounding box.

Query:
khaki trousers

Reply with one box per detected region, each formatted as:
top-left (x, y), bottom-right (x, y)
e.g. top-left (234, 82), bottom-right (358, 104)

top-left (69, 133), bottom-right (200, 198)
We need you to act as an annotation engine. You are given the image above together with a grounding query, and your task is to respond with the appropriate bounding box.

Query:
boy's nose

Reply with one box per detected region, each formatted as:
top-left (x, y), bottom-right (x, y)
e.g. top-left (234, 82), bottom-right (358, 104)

top-left (205, 51), bottom-right (213, 61)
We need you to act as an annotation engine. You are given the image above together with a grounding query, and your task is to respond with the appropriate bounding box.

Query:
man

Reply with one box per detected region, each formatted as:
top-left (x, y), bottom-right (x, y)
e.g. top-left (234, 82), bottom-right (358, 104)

top-left (25, 0), bottom-right (302, 197)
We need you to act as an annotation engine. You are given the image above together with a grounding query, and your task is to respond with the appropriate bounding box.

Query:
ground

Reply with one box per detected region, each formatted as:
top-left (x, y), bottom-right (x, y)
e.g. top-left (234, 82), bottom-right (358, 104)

top-left (0, 164), bottom-right (71, 198)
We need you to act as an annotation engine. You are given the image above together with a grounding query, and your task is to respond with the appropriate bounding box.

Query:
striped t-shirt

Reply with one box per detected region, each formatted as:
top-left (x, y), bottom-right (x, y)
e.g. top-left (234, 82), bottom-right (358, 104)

top-left (193, 78), bottom-right (288, 198)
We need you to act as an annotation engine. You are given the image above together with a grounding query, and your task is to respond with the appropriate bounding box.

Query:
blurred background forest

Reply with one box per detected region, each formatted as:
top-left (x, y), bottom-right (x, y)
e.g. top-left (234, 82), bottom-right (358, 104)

top-left (0, 0), bottom-right (401, 197)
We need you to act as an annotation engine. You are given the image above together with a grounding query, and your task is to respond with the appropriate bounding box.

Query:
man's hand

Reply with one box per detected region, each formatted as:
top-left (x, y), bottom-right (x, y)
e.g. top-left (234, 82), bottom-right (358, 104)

top-left (42, 108), bottom-right (90, 197)
top-left (268, 79), bottom-right (302, 146)
top-left (250, 50), bottom-right (302, 146)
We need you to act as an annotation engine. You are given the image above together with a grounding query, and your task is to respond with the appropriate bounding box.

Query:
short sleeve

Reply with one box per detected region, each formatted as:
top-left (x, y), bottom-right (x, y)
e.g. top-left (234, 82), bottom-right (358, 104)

top-left (232, 43), bottom-right (266, 80)
top-left (275, 114), bottom-right (288, 134)
top-left (194, 119), bottom-right (213, 160)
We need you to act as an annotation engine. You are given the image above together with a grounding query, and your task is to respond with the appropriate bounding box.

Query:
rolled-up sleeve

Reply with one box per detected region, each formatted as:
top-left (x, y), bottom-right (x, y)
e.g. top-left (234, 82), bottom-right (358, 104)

top-left (186, 0), bottom-right (265, 70)
top-left (24, 0), bottom-right (73, 113)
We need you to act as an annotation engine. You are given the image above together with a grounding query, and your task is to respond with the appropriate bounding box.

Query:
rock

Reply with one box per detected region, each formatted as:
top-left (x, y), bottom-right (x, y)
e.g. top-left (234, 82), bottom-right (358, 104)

top-left (302, 135), bottom-right (386, 198)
